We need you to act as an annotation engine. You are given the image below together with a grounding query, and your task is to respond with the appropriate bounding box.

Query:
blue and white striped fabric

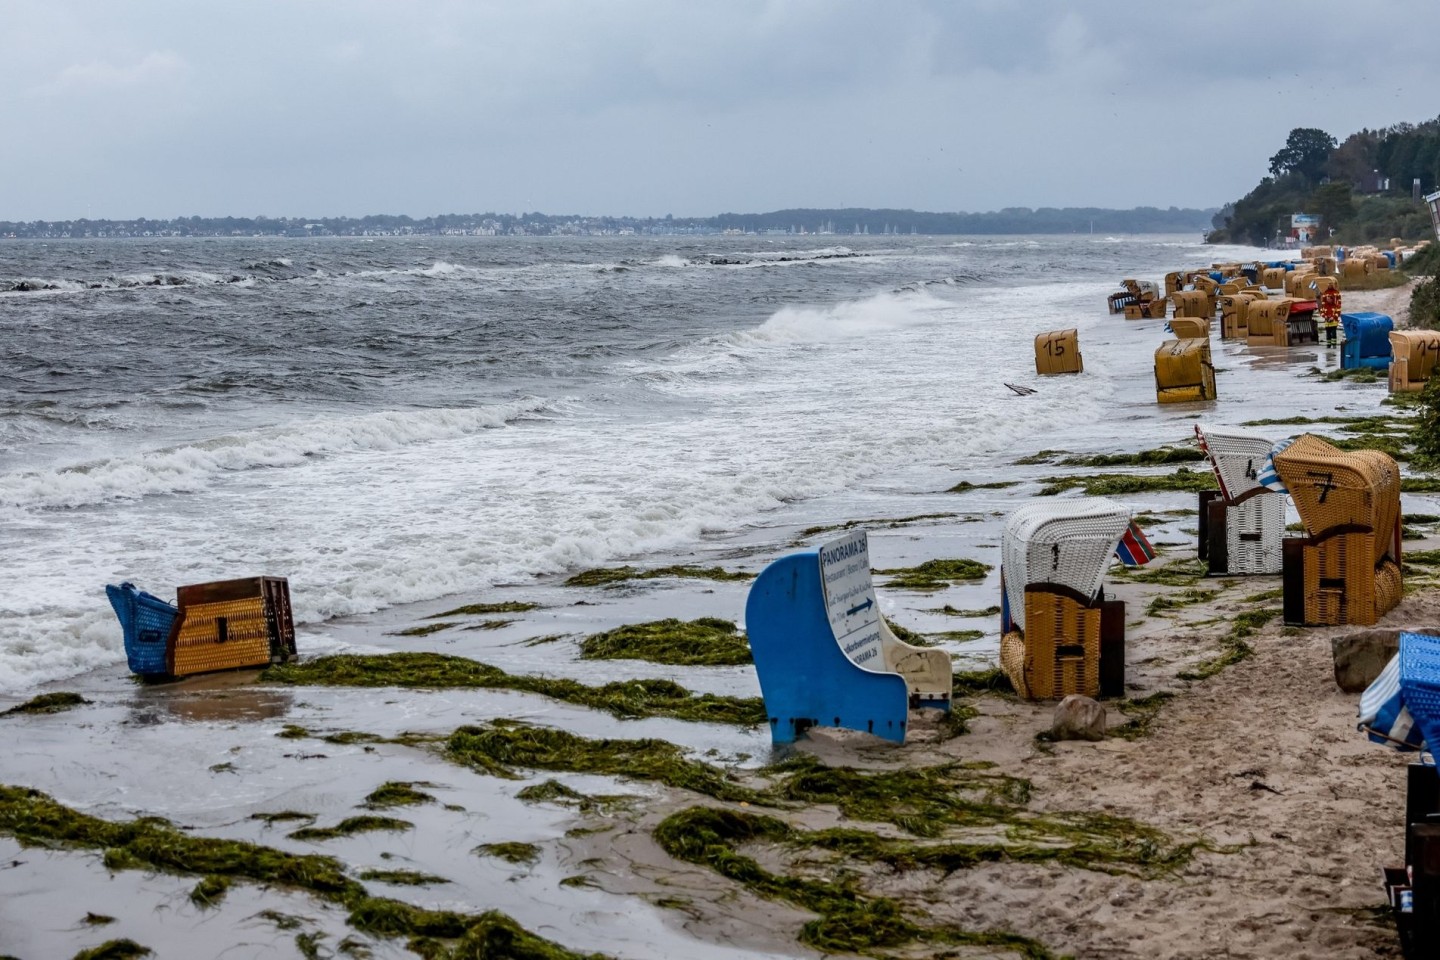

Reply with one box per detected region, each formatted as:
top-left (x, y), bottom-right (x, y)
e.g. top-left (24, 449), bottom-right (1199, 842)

top-left (1359, 652), bottom-right (1425, 751)
top-left (1254, 437), bottom-right (1295, 494)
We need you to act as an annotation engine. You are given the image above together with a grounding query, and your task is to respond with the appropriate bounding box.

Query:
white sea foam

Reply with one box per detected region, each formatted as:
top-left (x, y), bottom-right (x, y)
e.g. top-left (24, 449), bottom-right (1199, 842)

top-left (653, 254), bottom-right (690, 268)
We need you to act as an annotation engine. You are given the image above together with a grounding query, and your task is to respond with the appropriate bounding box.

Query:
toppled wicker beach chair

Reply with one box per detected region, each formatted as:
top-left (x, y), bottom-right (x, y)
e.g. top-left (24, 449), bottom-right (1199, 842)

top-left (1390, 330), bottom-right (1440, 393)
top-left (1194, 424), bottom-right (1284, 575)
top-left (1154, 338), bottom-right (1216, 403)
top-left (999, 499), bottom-right (1132, 700)
top-left (1272, 435), bottom-right (1402, 627)
top-left (105, 582), bottom-right (179, 677)
top-left (1035, 329), bottom-right (1083, 374)
top-left (169, 576), bottom-right (297, 677)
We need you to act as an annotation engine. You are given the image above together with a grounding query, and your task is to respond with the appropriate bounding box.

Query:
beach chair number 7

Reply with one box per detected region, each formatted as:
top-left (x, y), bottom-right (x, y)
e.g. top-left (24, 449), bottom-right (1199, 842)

top-left (1306, 470), bottom-right (1336, 503)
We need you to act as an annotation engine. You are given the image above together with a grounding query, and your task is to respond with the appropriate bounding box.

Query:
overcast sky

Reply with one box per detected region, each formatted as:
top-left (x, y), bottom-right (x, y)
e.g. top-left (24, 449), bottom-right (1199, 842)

top-left (4, 0), bottom-right (1437, 221)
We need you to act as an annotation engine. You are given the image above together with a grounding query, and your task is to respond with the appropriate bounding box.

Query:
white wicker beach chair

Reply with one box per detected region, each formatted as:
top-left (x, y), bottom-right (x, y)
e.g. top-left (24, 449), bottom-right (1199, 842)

top-left (1195, 424), bottom-right (1285, 575)
top-left (1195, 424), bottom-right (1271, 502)
top-left (1002, 498), bottom-right (1130, 632)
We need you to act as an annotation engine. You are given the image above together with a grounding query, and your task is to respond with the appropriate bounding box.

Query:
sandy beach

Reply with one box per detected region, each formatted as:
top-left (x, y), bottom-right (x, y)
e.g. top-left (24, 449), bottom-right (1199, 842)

top-left (2, 275), bottom-right (1436, 960)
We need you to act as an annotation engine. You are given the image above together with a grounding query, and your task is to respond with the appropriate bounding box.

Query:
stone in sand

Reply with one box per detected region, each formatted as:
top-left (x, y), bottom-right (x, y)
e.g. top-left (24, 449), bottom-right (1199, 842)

top-left (1331, 629), bottom-right (1404, 693)
top-left (1052, 694), bottom-right (1106, 742)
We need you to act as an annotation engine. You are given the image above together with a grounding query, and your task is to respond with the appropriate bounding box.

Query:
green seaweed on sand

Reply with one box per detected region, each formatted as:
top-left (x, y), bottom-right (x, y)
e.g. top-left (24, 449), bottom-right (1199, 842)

top-left (263, 652), bottom-right (765, 725)
top-left (514, 779), bottom-right (634, 812)
top-left (473, 841), bottom-right (541, 865)
top-left (1177, 609), bottom-right (1281, 682)
top-left (444, 722), bottom-right (766, 805)
top-left (1403, 476), bottom-right (1440, 493)
top-left (391, 622), bottom-right (456, 637)
top-left (564, 565), bottom-right (750, 587)
top-left (875, 558), bottom-right (992, 590)
top-left (559, 875), bottom-right (599, 889)
top-left (931, 604), bottom-right (1001, 617)
top-left (1145, 588), bottom-right (1220, 617)
top-left (429, 601), bottom-right (539, 618)
top-left (884, 621), bottom-right (932, 645)
top-left (652, 806), bottom-right (1009, 956)
top-left (190, 874), bottom-right (232, 908)
top-left (251, 811), bottom-right (317, 825)
top-left (1405, 550), bottom-right (1440, 567)
top-left (797, 512), bottom-right (965, 538)
top-left (1013, 449), bottom-right (1066, 465)
top-left (288, 816), bottom-right (413, 842)
top-left (936, 629), bottom-right (985, 643)
top-left (294, 932), bottom-right (325, 960)
top-left (82, 913), bottom-right (116, 926)
top-left (1038, 468), bottom-right (1216, 497)
top-left (1057, 447), bottom-right (1205, 467)
top-left (946, 480), bottom-right (1020, 492)
top-left (358, 869), bottom-right (450, 886)
top-left (951, 667), bottom-right (1015, 696)
top-left (362, 781), bottom-right (435, 809)
top-left (1, 785), bottom-right (599, 957)
top-left (578, 617), bottom-right (750, 665)
top-left (1108, 692), bottom-right (1176, 740)
top-left (1111, 558), bottom-right (1209, 587)
top-left (2, 692), bottom-right (90, 716)
top-left (1242, 588), bottom-right (1285, 604)
top-left (71, 942), bottom-right (153, 960)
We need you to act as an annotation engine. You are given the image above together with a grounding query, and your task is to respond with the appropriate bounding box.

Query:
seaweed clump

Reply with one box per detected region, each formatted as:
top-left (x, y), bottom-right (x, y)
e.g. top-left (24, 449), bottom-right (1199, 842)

top-left (1177, 608), bottom-right (1281, 681)
top-left (445, 722), bottom-right (766, 804)
top-left (288, 816), bottom-right (413, 842)
top-left (876, 558), bottom-right (992, 591)
top-left (0, 785), bottom-right (606, 960)
top-left (263, 652), bottom-right (765, 725)
top-left (2, 692), bottom-right (90, 716)
top-left (71, 942), bottom-right (153, 960)
top-left (1057, 446), bottom-right (1205, 467)
top-left (564, 565), bottom-right (751, 588)
top-left (578, 617), bottom-right (750, 666)
top-left (474, 841), bottom-right (541, 865)
top-left (430, 601), bottom-right (539, 618)
top-left (1039, 467), bottom-right (1216, 497)
top-left (362, 781), bottom-right (435, 809)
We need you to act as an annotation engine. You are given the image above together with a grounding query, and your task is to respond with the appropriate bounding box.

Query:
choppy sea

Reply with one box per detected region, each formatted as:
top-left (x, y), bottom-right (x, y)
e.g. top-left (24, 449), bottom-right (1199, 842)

top-left (0, 233), bottom-right (1268, 692)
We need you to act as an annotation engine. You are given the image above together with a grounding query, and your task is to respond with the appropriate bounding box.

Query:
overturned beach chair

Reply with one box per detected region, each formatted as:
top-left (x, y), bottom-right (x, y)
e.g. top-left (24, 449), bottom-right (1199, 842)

top-left (105, 582), bottom-right (180, 677)
top-left (170, 576), bottom-right (297, 677)
top-left (745, 530), bottom-right (952, 744)
top-left (1154, 338), bottom-right (1216, 403)
top-left (1035, 328), bottom-right (1083, 374)
top-left (999, 499), bottom-right (1130, 700)
top-left (1194, 425), bottom-right (1284, 575)
top-left (1273, 435), bottom-right (1402, 627)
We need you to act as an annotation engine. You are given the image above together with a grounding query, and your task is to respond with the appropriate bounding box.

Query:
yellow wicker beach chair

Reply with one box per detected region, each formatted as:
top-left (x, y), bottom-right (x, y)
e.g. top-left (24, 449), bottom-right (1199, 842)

top-left (1169, 317), bottom-right (1210, 340)
top-left (1035, 329), bottom-right (1083, 375)
top-left (1171, 290), bottom-right (1214, 320)
top-left (1272, 435), bottom-right (1402, 627)
top-left (169, 577), bottom-right (297, 678)
top-left (1155, 338), bottom-right (1216, 403)
top-left (1389, 331), bottom-right (1440, 393)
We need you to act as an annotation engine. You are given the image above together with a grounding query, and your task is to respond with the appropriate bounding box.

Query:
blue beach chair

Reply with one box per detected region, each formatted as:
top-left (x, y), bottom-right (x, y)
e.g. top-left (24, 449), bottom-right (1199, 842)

top-left (1360, 651), bottom-right (1426, 751)
top-left (1397, 633), bottom-right (1440, 757)
top-left (105, 582), bottom-right (178, 676)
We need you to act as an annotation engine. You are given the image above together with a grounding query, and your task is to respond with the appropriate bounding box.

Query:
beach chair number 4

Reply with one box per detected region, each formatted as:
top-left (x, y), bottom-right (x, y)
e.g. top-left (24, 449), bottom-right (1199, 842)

top-left (1245, 458), bottom-right (1257, 480)
top-left (1051, 543), bottom-right (1061, 572)
top-left (1306, 470), bottom-right (1336, 504)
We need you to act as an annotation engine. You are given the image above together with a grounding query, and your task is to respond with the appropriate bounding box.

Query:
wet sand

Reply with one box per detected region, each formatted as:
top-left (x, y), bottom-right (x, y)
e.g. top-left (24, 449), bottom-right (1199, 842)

top-left (2, 282), bottom-right (1435, 960)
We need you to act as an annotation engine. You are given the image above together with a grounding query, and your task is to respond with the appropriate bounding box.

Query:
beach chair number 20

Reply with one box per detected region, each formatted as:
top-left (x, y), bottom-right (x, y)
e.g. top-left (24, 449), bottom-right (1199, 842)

top-left (1306, 470), bottom-right (1337, 504)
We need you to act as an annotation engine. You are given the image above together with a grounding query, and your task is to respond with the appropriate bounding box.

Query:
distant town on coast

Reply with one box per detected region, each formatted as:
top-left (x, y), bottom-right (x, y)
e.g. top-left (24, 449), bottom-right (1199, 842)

top-left (0, 205), bottom-right (1217, 239)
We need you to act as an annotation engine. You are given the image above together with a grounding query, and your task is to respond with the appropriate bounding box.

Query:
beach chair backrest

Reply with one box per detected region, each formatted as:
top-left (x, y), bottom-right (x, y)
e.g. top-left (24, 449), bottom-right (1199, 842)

top-left (1002, 498), bottom-right (1130, 632)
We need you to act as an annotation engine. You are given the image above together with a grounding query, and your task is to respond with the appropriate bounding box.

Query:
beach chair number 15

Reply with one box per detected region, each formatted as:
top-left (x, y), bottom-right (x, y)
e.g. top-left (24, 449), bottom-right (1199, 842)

top-left (1042, 338), bottom-right (1066, 356)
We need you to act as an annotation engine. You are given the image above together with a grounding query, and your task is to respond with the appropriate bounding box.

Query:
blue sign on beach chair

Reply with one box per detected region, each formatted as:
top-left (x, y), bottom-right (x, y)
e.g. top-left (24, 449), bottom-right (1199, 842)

top-left (745, 530), bottom-right (949, 745)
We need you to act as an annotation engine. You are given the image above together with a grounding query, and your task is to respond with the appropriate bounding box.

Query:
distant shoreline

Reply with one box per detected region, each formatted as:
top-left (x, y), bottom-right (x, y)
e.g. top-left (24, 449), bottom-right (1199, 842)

top-left (0, 205), bottom-right (1217, 240)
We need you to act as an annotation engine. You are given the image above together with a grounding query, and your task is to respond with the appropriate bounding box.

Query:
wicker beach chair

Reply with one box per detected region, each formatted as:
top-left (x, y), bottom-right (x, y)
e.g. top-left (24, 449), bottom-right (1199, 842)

top-left (1194, 424), bottom-right (1285, 575)
top-left (1246, 299), bottom-right (1294, 346)
top-left (1035, 329), bottom-right (1083, 374)
top-left (1168, 317), bottom-right (1210, 340)
top-left (1154, 338), bottom-right (1216, 403)
top-left (1390, 330), bottom-right (1440, 393)
top-left (1272, 435), bottom-right (1402, 626)
top-left (1000, 499), bottom-right (1129, 699)
top-left (169, 576), bottom-right (297, 677)
top-left (1171, 290), bottom-right (1214, 320)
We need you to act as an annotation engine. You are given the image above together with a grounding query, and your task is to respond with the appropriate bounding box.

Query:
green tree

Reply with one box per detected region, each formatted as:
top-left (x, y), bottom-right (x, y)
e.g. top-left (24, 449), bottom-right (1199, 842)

top-left (1269, 127), bottom-right (1337, 184)
top-left (1312, 182), bottom-right (1356, 232)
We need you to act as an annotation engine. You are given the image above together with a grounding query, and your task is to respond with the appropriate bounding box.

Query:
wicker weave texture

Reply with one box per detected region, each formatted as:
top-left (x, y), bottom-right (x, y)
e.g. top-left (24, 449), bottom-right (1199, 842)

top-left (1035, 329), bottom-right (1083, 375)
top-left (171, 597), bottom-right (274, 677)
top-left (1002, 499), bottom-right (1129, 632)
top-left (1272, 435), bottom-right (1399, 562)
top-left (1226, 495), bottom-right (1285, 575)
top-left (1195, 424), bottom-right (1272, 502)
top-left (1303, 533), bottom-right (1377, 627)
top-left (1017, 590), bottom-right (1101, 700)
top-left (999, 630), bottom-right (1029, 699)
top-left (1389, 331), bottom-right (1440, 390)
top-left (1171, 290), bottom-right (1214, 319)
top-left (1246, 299), bottom-right (1292, 345)
top-left (1154, 338), bottom-right (1216, 403)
